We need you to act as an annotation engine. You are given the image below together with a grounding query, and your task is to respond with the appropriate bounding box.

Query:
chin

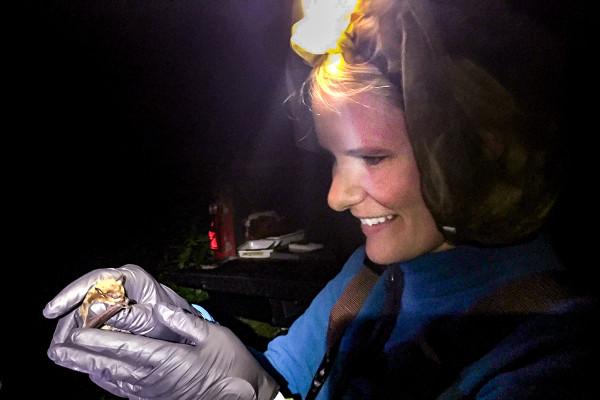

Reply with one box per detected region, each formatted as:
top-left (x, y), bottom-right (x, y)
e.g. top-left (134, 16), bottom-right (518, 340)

top-left (365, 243), bottom-right (405, 265)
top-left (366, 236), bottom-right (450, 265)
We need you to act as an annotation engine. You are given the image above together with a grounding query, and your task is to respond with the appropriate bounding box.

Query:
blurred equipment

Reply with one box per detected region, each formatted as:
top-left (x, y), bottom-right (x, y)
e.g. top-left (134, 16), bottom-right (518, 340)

top-left (289, 242), bottom-right (324, 253)
top-left (244, 211), bottom-right (294, 240)
top-left (208, 196), bottom-right (237, 261)
top-left (238, 239), bottom-right (279, 259)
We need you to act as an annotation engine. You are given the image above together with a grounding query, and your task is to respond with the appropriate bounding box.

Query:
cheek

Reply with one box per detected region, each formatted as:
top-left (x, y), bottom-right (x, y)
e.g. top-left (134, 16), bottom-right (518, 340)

top-left (367, 161), bottom-right (423, 209)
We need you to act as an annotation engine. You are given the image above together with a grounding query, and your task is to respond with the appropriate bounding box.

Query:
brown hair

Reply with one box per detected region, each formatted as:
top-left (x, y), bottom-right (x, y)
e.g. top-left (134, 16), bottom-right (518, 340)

top-left (300, 0), bottom-right (564, 245)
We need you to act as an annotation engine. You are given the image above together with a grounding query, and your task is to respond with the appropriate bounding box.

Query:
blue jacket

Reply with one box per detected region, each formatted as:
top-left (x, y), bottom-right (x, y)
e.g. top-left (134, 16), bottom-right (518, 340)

top-left (263, 236), bottom-right (595, 399)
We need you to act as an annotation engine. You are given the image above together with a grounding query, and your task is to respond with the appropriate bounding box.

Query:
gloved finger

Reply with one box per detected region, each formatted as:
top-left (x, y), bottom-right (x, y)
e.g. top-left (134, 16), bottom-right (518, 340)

top-left (66, 328), bottom-right (188, 378)
top-left (117, 264), bottom-right (193, 308)
top-left (90, 374), bottom-right (147, 400)
top-left (48, 341), bottom-right (152, 380)
top-left (90, 373), bottom-right (131, 398)
top-left (85, 302), bottom-right (184, 342)
top-left (204, 377), bottom-right (256, 400)
top-left (99, 303), bottom-right (153, 334)
top-left (49, 309), bottom-right (81, 346)
top-left (43, 268), bottom-right (125, 319)
top-left (154, 302), bottom-right (211, 344)
top-left (161, 283), bottom-right (198, 310)
top-left (95, 375), bottom-right (256, 400)
top-left (104, 372), bottom-right (177, 400)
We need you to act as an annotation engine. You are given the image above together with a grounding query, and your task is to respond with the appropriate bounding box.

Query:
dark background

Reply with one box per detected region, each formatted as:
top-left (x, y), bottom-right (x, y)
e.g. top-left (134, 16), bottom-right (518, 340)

top-left (6, 0), bottom-right (590, 397)
top-left (8, 1), bottom-right (361, 397)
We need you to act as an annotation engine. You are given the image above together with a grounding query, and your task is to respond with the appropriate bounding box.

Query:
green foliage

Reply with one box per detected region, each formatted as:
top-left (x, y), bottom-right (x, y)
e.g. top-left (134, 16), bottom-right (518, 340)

top-left (168, 282), bottom-right (210, 304)
top-left (236, 316), bottom-right (284, 339)
top-left (176, 227), bottom-right (213, 269)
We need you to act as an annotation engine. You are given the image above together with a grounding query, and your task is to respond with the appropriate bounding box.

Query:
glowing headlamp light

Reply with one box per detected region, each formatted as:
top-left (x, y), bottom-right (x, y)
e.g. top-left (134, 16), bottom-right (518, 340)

top-left (290, 0), bottom-right (361, 66)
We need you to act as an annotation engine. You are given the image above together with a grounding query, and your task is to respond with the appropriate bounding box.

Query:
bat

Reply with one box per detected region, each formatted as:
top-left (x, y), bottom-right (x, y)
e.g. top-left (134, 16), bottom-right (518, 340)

top-left (79, 276), bottom-right (130, 329)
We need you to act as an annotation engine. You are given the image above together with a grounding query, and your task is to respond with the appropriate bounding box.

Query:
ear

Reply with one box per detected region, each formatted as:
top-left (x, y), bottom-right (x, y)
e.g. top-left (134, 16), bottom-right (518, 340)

top-left (116, 275), bottom-right (126, 285)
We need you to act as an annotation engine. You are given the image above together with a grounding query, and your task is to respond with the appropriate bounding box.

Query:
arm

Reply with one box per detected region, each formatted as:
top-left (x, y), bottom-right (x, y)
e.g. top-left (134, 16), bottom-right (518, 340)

top-left (263, 247), bottom-right (366, 397)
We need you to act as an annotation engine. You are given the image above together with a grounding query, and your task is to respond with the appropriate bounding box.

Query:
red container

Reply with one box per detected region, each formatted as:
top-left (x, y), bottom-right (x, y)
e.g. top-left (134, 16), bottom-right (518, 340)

top-left (208, 197), bottom-right (237, 261)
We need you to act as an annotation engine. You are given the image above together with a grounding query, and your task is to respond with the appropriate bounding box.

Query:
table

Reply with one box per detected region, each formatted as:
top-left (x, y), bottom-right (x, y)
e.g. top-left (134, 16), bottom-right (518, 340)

top-left (165, 250), bottom-right (342, 327)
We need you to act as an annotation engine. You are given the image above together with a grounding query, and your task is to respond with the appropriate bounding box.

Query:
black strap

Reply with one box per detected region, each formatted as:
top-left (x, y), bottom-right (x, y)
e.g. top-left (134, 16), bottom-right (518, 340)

top-left (306, 259), bottom-right (381, 400)
top-left (326, 263), bottom-right (381, 350)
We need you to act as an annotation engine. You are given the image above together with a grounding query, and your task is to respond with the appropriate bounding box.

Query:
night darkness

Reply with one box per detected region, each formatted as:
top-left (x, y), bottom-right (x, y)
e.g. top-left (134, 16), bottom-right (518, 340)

top-left (9, 1), bottom-right (362, 396)
top-left (7, 0), bottom-right (591, 397)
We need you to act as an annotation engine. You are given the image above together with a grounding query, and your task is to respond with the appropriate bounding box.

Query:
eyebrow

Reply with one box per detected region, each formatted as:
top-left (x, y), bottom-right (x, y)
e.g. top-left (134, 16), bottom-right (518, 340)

top-left (345, 147), bottom-right (389, 156)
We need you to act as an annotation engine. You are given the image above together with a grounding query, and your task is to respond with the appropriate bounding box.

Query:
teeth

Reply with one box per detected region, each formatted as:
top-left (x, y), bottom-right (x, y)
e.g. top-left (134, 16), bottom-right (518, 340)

top-left (360, 215), bottom-right (395, 226)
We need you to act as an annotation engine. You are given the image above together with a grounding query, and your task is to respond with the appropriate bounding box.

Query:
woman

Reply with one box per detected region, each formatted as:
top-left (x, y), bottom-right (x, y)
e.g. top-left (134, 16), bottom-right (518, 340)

top-left (44, 1), bottom-right (594, 399)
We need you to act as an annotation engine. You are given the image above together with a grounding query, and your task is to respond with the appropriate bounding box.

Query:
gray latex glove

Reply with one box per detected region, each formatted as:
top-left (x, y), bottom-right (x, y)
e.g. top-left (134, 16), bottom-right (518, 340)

top-left (48, 302), bottom-right (280, 400)
top-left (43, 264), bottom-right (195, 344)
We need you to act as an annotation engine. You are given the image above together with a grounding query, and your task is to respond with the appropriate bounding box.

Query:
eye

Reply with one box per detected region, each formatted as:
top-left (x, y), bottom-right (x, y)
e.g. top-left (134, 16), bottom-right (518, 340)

top-left (362, 155), bottom-right (386, 166)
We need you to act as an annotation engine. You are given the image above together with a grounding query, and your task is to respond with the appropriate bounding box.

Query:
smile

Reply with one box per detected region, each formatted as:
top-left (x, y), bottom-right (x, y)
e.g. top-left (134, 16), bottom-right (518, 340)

top-left (359, 215), bottom-right (396, 226)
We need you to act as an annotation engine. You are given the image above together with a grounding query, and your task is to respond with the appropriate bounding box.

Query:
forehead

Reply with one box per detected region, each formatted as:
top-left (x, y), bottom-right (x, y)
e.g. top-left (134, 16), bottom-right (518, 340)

top-left (312, 91), bottom-right (409, 149)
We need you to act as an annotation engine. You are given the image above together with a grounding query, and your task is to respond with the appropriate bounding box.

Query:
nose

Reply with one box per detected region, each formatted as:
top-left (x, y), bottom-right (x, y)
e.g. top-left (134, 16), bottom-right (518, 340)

top-left (327, 165), bottom-right (365, 212)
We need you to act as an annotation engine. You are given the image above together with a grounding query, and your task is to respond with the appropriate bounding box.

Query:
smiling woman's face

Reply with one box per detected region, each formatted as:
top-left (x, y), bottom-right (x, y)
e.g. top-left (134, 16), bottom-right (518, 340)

top-left (314, 91), bottom-right (450, 264)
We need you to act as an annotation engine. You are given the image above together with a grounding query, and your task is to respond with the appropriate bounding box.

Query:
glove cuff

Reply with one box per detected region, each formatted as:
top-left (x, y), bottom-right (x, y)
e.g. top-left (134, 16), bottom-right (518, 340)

top-left (258, 373), bottom-right (281, 400)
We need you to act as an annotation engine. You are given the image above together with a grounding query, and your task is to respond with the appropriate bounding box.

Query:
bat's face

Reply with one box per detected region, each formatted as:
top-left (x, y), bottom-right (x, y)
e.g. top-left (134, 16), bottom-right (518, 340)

top-left (80, 276), bottom-right (130, 329)
top-left (92, 277), bottom-right (127, 304)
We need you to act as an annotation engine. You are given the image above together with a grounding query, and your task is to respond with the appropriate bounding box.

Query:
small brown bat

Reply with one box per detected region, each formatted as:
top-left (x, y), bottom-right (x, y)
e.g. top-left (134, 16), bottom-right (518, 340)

top-left (79, 276), bottom-right (130, 329)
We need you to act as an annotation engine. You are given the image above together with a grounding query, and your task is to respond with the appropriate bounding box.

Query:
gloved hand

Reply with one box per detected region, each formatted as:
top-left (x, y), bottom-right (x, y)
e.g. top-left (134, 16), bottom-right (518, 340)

top-left (43, 264), bottom-right (196, 344)
top-left (48, 302), bottom-right (280, 400)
